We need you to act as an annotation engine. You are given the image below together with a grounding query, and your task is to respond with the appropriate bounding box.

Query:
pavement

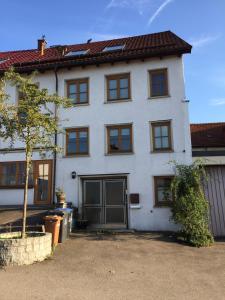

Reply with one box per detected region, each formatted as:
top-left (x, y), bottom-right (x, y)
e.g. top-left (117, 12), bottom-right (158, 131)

top-left (0, 232), bottom-right (224, 300)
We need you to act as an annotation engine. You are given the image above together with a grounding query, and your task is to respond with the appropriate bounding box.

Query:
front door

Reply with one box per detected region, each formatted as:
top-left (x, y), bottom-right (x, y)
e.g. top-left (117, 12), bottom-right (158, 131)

top-left (83, 178), bottom-right (127, 228)
top-left (34, 160), bottom-right (53, 205)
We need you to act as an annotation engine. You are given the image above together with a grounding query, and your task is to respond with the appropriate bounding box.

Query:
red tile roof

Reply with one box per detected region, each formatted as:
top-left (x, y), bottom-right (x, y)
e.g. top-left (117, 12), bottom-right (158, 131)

top-left (0, 31), bottom-right (191, 73)
top-left (191, 123), bottom-right (225, 148)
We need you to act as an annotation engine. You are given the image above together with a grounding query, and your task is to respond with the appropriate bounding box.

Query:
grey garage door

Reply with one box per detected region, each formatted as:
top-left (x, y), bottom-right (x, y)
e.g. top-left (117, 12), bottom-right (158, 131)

top-left (203, 166), bottom-right (225, 237)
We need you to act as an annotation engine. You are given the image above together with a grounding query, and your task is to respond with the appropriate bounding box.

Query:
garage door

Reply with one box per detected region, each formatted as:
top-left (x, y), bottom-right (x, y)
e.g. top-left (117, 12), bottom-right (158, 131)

top-left (203, 166), bottom-right (225, 237)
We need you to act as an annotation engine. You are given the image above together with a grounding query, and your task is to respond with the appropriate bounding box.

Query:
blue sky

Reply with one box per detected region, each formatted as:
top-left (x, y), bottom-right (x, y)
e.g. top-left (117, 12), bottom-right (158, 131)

top-left (0, 0), bottom-right (225, 123)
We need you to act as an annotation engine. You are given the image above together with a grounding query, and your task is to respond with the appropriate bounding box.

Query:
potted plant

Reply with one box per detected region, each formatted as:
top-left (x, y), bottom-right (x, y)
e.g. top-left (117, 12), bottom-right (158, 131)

top-left (56, 188), bottom-right (66, 204)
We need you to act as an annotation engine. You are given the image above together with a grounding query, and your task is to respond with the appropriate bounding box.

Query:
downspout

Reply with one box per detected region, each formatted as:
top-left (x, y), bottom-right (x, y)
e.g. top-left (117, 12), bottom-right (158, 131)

top-left (53, 67), bottom-right (58, 205)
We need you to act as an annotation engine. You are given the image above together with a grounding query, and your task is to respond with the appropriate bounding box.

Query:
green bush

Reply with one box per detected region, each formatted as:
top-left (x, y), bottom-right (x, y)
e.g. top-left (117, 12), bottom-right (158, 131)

top-left (171, 161), bottom-right (214, 247)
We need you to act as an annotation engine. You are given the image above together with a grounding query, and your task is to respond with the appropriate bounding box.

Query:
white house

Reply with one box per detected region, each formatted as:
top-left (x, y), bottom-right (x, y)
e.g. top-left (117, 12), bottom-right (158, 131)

top-left (0, 31), bottom-right (192, 231)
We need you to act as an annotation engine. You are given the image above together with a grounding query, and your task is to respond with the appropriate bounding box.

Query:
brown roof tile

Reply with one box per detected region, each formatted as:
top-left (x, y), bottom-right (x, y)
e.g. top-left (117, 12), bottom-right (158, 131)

top-left (0, 31), bottom-right (191, 73)
top-left (191, 123), bottom-right (225, 148)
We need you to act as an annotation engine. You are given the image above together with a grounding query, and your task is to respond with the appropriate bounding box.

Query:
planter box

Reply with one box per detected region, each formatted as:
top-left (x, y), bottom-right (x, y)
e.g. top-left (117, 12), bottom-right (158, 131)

top-left (0, 232), bottom-right (52, 266)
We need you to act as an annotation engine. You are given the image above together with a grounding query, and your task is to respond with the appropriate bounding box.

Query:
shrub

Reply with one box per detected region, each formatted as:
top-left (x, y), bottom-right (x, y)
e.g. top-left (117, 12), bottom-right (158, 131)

top-left (171, 161), bottom-right (214, 247)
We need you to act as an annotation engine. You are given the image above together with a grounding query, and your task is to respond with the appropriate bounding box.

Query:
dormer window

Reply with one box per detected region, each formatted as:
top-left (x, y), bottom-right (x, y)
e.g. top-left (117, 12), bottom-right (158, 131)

top-left (65, 50), bottom-right (89, 57)
top-left (103, 45), bottom-right (125, 52)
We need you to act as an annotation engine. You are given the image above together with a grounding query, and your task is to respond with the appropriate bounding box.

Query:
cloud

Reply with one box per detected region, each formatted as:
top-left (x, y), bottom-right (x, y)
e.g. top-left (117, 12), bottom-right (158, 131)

top-left (209, 98), bottom-right (225, 106)
top-left (106, 0), bottom-right (151, 15)
top-left (148, 0), bottom-right (174, 25)
top-left (210, 98), bottom-right (225, 106)
top-left (189, 35), bottom-right (220, 48)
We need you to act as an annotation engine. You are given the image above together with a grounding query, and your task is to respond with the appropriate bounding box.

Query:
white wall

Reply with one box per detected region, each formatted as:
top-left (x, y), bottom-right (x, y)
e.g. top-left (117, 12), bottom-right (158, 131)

top-left (0, 56), bottom-right (192, 231)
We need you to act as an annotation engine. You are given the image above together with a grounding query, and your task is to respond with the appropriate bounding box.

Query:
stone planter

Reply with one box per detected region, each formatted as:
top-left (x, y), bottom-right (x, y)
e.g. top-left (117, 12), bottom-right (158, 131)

top-left (0, 232), bottom-right (52, 267)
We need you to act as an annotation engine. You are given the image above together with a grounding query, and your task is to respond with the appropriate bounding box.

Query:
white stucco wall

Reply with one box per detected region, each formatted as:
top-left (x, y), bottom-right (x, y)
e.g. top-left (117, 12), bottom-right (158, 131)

top-left (0, 56), bottom-right (192, 231)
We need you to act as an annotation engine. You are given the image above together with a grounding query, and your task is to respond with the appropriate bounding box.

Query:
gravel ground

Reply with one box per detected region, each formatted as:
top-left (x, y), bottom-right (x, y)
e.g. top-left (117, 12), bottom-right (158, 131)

top-left (0, 232), bottom-right (224, 300)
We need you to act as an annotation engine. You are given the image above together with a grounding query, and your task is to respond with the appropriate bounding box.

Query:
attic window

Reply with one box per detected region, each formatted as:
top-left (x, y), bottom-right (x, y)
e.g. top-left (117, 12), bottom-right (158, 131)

top-left (103, 45), bottom-right (125, 52)
top-left (65, 50), bottom-right (89, 57)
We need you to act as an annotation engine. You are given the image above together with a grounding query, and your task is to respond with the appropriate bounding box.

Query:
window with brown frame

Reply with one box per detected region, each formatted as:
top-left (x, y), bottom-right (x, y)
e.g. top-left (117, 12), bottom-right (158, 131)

top-left (17, 82), bottom-right (40, 104)
top-left (149, 69), bottom-right (168, 97)
top-left (66, 79), bottom-right (89, 105)
top-left (154, 176), bottom-right (174, 207)
top-left (107, 124), bottom-right (133, 154)
top-left (151, 121), bottom-right (172, 152)
top-left (17, 83), bottom-right (40, 121)
top-left (106, 73), bottom-right (131, 101)
top-left (0, 162), bottom-right (33, 189)
top-left (66, 127), bottom-right (89, 156)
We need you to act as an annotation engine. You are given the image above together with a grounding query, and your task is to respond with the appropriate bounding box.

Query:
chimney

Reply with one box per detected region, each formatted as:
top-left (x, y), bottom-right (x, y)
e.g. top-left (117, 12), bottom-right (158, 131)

top-left (38, 36), bottom-right (47, 56)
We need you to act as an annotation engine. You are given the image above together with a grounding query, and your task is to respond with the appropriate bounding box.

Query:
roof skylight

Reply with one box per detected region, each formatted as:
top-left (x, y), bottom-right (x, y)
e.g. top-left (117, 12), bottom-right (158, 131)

top-left (0, 58), bottom-right (8, 64)
top-left (103, 45), bottom-right (125, 52)
top-left (65, 50), bottom-right (89, 57)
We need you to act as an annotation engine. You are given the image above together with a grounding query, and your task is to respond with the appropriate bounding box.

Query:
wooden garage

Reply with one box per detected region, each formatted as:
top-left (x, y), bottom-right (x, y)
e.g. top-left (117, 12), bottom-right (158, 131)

top-left (203, 166), bottom-right (225, 237)
top-left (191, 122), bottom-right (225, 237)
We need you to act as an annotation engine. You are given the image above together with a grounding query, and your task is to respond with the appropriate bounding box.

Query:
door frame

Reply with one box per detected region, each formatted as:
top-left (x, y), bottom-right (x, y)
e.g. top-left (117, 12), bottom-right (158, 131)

top-left (81, 175), bottom-right (129, 229)
top-left (33, 160), bottom-right (53, 205)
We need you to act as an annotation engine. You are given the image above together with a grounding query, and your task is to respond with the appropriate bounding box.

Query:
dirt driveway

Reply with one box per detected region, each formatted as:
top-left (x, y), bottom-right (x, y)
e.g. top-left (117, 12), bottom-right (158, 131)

top-left (0, 232), bottom-right (224, 300)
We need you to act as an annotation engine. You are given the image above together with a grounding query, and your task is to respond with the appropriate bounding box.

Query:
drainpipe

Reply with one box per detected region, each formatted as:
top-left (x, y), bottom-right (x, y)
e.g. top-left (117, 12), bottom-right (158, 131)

top-left (53, 67), bottom-right (58, 205)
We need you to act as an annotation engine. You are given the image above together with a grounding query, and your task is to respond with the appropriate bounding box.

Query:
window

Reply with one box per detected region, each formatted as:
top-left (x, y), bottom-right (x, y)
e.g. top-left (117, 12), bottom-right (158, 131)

top-left (154, 176), bottom-right (173, 207)
top-left (149, 69), bottom-right (168, 97)
top-left (66, 128), bottom-right (89, 156)
top-left (65, 50), bottom-right (89, 57)
top-left (106, 74), bottom-right (130, 101)
top-left (107, 124), bottom-right (133, 154)
top-left (67, 79), bottom-right (89, 105)
top-left (103, 45), bottom-right (125, 52)
top-left (17, 83), bottom-right (39, 104)
top-left (0, 58), bottom-right (8, 64)
top-left (0, 162), bottom-right (33, 189)
top-left (151, 121), bottom-right (172, 152)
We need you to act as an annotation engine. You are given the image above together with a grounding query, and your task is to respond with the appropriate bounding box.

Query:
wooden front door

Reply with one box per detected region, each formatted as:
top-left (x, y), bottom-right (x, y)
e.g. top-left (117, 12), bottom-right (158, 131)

top-left (34, 160), bottom-right (53, 205)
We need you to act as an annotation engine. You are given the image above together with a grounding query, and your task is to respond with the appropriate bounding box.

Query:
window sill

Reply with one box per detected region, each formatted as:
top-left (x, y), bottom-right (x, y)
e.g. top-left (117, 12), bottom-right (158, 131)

top-left (66, 103), bottom-right (89, 108)
top-left (104, 99), bottom-right (132, 104)
top-left (0, 185), bottom-right (34, 190)
top-left (151, 149), bottom-right (174, 154)
top-left (154, 203), bottom-right (173, 208)
top-left (105, 151), bottom-right (134, 156)
top-left (148, 95), bottom-right (171, 100)
top-left (63, 154), bottom-right (90, 158)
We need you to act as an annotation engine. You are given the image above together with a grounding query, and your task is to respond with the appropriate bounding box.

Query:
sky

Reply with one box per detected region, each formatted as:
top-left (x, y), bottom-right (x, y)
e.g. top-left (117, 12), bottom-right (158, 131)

top-left (0, 0), bottom-right (225, 123)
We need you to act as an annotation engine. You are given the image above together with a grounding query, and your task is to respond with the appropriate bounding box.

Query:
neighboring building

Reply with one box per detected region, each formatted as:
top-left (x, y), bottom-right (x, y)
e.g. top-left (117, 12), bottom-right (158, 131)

top-left (0, 31), bottom-right (192, 231)
top-left (191, 123), bottom-right (225, 237)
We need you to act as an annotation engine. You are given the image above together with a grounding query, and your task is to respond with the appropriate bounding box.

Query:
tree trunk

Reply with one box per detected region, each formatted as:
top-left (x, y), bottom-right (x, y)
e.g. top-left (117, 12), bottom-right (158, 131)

top-left (21, 150), bottom-right (31, 238)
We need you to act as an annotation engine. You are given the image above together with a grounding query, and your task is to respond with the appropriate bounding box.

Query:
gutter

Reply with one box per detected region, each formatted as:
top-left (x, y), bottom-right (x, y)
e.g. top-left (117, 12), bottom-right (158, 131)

top-left (52, 67), bottom-right (58, 205)
top-left (0, 47), bottom-right (192, 75)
